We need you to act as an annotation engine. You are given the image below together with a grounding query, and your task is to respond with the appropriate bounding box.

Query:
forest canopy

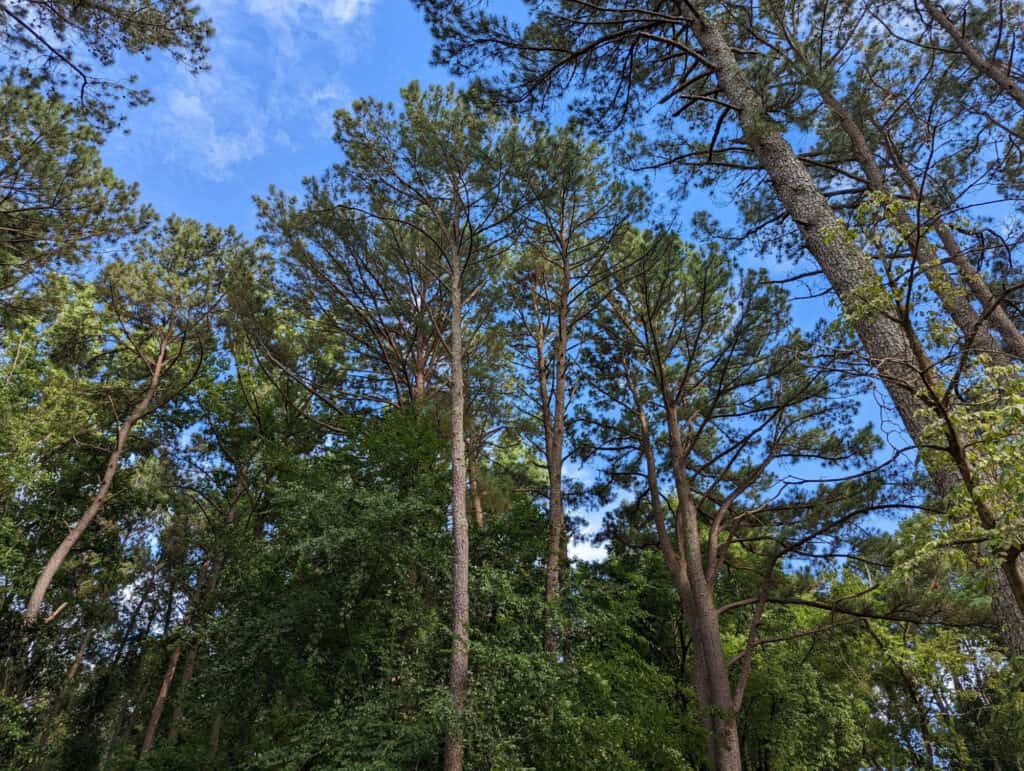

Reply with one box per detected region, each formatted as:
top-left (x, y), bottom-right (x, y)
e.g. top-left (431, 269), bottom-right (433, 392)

top-left (1, 0), bottom-right (1024, 769)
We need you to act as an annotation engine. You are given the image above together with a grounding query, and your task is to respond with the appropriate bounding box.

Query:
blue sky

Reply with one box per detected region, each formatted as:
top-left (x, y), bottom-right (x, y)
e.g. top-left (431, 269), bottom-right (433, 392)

top-left (103, 1), bottom-right (444, 235)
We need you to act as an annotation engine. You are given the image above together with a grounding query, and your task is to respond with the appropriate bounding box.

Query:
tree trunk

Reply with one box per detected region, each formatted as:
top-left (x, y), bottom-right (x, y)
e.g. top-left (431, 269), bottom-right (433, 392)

top-left (624, 359), bottom-right (742, 769)
top-left (784, 47), bottom-right (1024, 649)
top-left (167, 645), bottom-right (199, 744)
top-left (541, 250), bottom-right (571, 653)
top-left (208, 713), bottom-right (223, 760)
top-left (46, 626), bottom-right (93, 728)
top-left (881, 142), bottom-right (1024, 360)
top-left (782, 32), bottom-right (1009, 361)
top-left (66, 626), bottom-right (92, 683)
top-left (685, 2), bottom-right (1024, 633)
top-left (444, 243), bottom-right (470, 771)
top-left (141, 471), bottom-right (246, 753)
top-left (662, 396), bottom-right (742, 770)
top-left (25, 336), bottom-right (169, 623)
top-left (918, 0), bottom-right (1024, 111)
top-left (141, 644), bottom-right (182, 755)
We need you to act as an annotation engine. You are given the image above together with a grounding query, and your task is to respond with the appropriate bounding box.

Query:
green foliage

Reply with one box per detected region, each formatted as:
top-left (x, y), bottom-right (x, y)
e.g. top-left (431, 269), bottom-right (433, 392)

top-left (2, 2), bottom-right (1024, 758)
top-left (0, 0), bottom-right (213, 127)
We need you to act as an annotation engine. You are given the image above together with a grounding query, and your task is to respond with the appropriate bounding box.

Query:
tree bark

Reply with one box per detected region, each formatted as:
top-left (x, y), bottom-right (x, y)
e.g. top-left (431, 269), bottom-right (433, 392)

top-left (683, 2), bottom-right (1024, 634)
top-left (208, 713), bottom-right (223, 760)
top-left (25, 335), bottom-right (169, 623)
top-left (141, 471), bottom-right (247, 753)
top-left (66, 626), bottom-right (92, 683)
top-left (541, 253), bottom-right (571, 653)
top-left (883, 145), bottom-right (1024, 360)
top-left (444, 240), bottom-right (470, 771)
top-left (661, 392), bottom-right (742, 771)
top-left (141, 644), bottom-right (182, 755)
top-left (918, 0), bottom-right (1024, 111)
top-left (778, 27), bottom-right (1013, 361)
top-left (166, 645), bottom-right (199, 744)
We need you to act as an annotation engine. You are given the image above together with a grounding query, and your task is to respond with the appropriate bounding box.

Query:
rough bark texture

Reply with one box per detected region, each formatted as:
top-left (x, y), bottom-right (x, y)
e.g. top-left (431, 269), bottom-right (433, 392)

top-left (687, 9), bottom-right (925, 440)
top-left (25, 336), bottom-right (169, 623)
top-left (686, 2), bottom-right (1024, 639)
top-left (919, 0), bottom-right (1024, 110)
top-left (622, 357), bottom-right (742, 770)
top-left (786, 50), bottom-right (1024, 649)
top-left (444, 244), bottom-right (470, 771)
top-left (662, 397), bottom-right (742, 771)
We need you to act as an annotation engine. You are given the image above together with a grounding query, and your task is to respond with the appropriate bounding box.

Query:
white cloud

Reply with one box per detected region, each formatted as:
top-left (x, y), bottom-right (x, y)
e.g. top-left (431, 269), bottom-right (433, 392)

top-left (161, 71), bottom-right (266, 179)
top-left (245, 0), bottom-right (375, 26)
top-left (309, 82), bottom-right (352, 137)
top-left (119, 0), bottom-right (375, 180)
top-left (569, 538), bottom-right (608, 563)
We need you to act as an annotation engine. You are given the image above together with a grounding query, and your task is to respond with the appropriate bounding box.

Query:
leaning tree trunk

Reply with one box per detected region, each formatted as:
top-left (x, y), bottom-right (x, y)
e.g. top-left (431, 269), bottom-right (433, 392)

top-left (444, 242), bottom-right (471, 771)
top-left (166, 645), bottom-right (199, 744)
top-left (882, 145), bottom-right (1024, 360)
top-left (141, 644), bottom-right (182, 755)
top-left (918, 0), bottom-right (1024, 111)
top-left (682, 2), bottom-right (1024, 635)
top-left (789, 60), bottom-right (1024, 653)
top-left (781, 31), bottom-right (1013, 362)
top-left (25, 336), bottom-right (169, 623)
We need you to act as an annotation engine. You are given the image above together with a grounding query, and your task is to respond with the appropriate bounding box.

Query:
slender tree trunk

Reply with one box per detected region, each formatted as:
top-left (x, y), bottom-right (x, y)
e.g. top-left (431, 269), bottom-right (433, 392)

top-left (141, 644), bottom-right (182, 755)
top-left (45, 625), bottom-right (93, 731)
top-left (25, 336), bottom-right (169, 623)
top-left (142, 471), bottom-right (247, 753)
top-left (112, 576), bottom-right (153, 667)
top-left (444, 243), bottom-right (470, 771)
top-left (918, 0), bottom-right (1024, 110)
top-left (66, 626), bottom-right (92, 684)
top-left (208, 713), bottom-right (223, 760)
top-left (166, 645), bottom-right (199, 744)
top-left (541, 250), bottom-right (571, 652)
top-left (782, 32), bottom-right (1010, 361)
top-left (881, 141), bottom-right (1024, 360)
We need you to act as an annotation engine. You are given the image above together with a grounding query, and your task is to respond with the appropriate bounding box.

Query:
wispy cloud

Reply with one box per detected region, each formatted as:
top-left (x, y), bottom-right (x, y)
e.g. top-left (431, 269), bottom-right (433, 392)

top-left (163, 83), bottom-right (266, 180)
top-left (245, 0), bottom-right (375, 26)
top-left (117, 0), bottom-right (375, 180)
